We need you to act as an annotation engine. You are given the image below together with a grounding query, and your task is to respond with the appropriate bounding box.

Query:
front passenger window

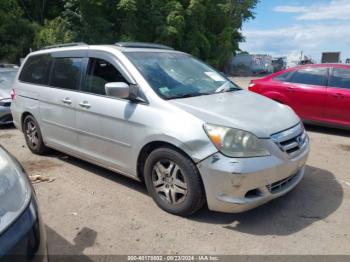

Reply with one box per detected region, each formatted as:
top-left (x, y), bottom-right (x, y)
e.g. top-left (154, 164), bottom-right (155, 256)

top-left (84, 58), bottom-right (127, 95)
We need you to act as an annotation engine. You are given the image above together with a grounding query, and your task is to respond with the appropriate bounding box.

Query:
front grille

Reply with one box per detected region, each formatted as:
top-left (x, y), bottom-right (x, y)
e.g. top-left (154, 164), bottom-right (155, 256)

top-left (271, 123), bottom-right (307, 158)
top-left (267, 173), bottom-right (298, 194)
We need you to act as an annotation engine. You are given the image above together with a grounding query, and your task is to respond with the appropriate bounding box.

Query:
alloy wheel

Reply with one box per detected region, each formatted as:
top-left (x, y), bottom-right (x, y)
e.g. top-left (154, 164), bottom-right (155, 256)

top-left (152, 160), bottom-right (188, 205)
top-left (25, 119), bottom-right (39, 148)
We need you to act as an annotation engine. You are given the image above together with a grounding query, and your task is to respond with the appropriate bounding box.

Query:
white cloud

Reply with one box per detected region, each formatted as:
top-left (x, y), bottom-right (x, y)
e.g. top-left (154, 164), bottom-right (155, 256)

top-left (241, 0), bottom-right (350, 63)
top-left (240, 23), bottom-right (350, 62)
top-left (274, 0), bottom-right (350, 21)
top-left (274, 6), bottom-right (308, 13)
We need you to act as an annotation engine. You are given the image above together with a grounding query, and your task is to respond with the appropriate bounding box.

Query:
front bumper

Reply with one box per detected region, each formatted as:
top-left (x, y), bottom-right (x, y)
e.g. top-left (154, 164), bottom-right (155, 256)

top-left (0, 195), bottom-right (48, 262)
top-left (197, 139), bottom-right (309, 213)
top-left (0, 105), bottom-right (12, 125)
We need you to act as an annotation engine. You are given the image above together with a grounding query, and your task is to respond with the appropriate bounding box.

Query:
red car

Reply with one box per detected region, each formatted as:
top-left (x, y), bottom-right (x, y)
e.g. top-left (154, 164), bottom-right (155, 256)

top-left (249, 64), bottom-right (350, 128)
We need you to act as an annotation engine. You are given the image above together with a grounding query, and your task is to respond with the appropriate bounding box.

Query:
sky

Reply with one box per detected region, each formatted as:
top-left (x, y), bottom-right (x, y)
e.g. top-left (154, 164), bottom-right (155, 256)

top-left (240, 0), bottom-right (350, 63)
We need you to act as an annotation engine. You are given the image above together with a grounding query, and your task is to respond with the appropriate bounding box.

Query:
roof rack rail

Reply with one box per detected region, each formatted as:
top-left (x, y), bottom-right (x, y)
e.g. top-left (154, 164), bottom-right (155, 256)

top-left (41, 42), bottom-right (88, 50)
top-left (115, 42), bottom-right (174, 50)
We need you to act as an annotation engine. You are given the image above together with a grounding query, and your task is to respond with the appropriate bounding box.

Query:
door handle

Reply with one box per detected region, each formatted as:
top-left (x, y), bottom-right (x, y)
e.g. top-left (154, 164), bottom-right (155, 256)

top-left (79, 101), bottom-right (91, 109)
top-left (286, 86), bottom-right (294, 92)
top-left (331, 93), bottom-right (344, 99)
top-left (62, 97), bottom-right (72, 105)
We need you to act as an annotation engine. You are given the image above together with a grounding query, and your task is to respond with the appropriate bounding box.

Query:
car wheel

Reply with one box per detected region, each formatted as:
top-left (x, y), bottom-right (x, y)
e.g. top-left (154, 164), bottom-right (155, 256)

top-left (144, 147), bottom-right (205, 216)
top-left (23, 115), bottom-right (49, 155)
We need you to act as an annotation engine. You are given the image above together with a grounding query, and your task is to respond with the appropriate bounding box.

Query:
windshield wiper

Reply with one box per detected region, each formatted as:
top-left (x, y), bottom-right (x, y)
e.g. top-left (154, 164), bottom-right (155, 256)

top-left (215, 82), bottom-right (230, 93)
top-left (167, 92), bottom-right (211, 100)
top-left (215, 82), bottom-right (241, 94)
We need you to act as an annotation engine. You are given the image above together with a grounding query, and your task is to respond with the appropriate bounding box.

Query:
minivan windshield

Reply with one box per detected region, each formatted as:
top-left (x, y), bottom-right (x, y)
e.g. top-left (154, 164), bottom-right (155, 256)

top-left (0, 70), bottom-right (18, 90)
top-left (126, 52), bottom-right (240, 99)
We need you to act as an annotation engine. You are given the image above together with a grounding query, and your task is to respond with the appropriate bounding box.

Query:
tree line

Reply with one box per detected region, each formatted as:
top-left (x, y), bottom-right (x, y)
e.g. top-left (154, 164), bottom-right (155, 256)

top-left (0, 0), bottom-right (258, 69)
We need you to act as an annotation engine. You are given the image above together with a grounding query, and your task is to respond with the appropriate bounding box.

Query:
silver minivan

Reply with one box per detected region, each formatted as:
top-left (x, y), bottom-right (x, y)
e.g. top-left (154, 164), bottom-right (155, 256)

top-left (11, 42), bottom-right (309, 216)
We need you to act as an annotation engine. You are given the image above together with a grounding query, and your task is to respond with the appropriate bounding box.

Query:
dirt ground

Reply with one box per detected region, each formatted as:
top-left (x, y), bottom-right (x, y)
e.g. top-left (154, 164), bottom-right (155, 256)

top-left (1, 77), bottom-right (350, 256)
top-left (230, 76), bottom-right (262, 88)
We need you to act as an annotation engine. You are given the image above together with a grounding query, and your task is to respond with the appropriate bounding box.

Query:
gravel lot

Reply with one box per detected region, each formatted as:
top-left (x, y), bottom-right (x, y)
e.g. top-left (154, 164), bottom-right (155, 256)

top-left (1, 77), bottom-right (350, 257)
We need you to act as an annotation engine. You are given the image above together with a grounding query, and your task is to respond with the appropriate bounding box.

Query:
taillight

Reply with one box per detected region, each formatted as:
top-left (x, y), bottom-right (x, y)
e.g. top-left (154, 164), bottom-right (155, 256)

top-left (248, 82), bottom-right (256, 90)
top-left (10, 89), bottom-right (16, 100)
top-left (248, 82), bottom-right (260, 92)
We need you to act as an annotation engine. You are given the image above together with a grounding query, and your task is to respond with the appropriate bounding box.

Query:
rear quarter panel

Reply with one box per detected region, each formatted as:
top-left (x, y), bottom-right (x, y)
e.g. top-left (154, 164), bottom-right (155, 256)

top-left (11, 81), bottom-right (41, 132)
top-left (250, 75), bottom-right (291, 105)
top-left (260, 89), bottom-right (290, 104)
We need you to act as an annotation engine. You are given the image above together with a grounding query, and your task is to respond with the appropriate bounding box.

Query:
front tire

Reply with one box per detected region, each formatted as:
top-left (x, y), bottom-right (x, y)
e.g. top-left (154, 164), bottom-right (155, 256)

top-left (23, 115), bottom-right (49, 155)
top-left (144, 147), bottom-right (205, 216)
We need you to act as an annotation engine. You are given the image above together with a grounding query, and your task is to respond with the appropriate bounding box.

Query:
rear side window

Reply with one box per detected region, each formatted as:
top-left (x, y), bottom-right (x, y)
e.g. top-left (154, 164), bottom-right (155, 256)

top-left (273, 71), bottom-right (293, 82)
top-left (19, 55), bottom-right (53, 85)
top-left (83, 58), bottom-right (127, 95)
top-left (289, 67), bottom-right (327, 86)
top-left (329, 68), bottom-right (350, 89)
top-left (49, 58), bottom-right (83, 90)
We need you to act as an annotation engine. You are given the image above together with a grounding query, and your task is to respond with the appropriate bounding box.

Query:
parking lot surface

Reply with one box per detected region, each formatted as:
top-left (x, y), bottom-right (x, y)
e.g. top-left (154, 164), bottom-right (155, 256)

top-left (1, 77), bottom-right (349, 256)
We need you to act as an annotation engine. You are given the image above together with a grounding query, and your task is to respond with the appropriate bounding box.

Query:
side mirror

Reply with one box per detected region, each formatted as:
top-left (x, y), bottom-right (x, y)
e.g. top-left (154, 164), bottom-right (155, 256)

top-left (105, 82), bottom-right (130, 99)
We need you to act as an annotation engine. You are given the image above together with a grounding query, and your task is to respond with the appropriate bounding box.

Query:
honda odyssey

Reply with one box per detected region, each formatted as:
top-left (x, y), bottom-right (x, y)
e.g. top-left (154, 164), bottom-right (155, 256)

top-left (11, 42), bottom-right (309, 216)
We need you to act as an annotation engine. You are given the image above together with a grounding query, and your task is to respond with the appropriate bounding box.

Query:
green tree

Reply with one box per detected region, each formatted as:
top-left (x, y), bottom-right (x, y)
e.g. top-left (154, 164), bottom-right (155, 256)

top-left (17, 0), bottom-right (65, 24)
top-left (63, 0), bottom-right (119, 44)
top-left (0, 0), bottom-right (34, 62)
top-left (34, 17), bottom-right (75, 48)
top-left (0, 0), bottom-right (258, 67)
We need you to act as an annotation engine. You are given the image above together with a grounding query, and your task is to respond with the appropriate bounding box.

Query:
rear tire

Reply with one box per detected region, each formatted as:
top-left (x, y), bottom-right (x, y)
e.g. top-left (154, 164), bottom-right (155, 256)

top-left (144, 147), bottom-right (205, 216)
top-left (23, 115), bottom-right (49, 155)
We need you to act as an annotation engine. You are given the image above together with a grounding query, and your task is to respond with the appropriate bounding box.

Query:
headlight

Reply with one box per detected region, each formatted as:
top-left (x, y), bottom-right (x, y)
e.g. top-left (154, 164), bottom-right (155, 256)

top-left (203, 124), bottom-right (270, 158)
top-left (0, 147), bottom-right (31, 234)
